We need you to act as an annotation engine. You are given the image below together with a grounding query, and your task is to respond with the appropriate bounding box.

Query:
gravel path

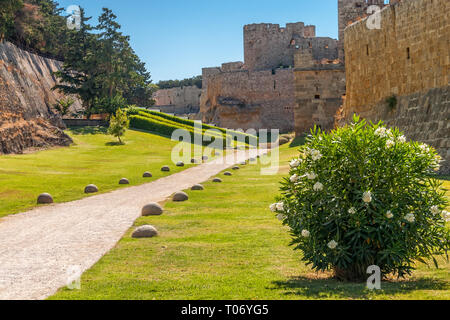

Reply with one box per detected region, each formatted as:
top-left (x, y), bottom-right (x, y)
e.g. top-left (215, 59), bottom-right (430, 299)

top-left (0, 150), bottom-right (265, 300)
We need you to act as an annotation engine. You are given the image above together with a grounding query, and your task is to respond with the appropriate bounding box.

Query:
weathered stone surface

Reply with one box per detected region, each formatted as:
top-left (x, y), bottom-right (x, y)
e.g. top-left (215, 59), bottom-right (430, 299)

top-left (214, 152), bottom-right (221, 156)
top-left (191, 159), bottom-right (198, 164)
top-left (143, 172), bottom-right (153, 178)
top-left (173, 191), bottom-right (189, 202)
top-left (191, 184), bottom-right (204, 191)
top-left (119, 178), bottom-right (130, 185)
top-left (202, 156), bottom-right (209, 161)
top-left (176, 161), bottom-right (185, 167)
top-left (161, 166), bottom-right (170, 172)
top-left (200, 22), bottom-right (339, 132)
top-left (132, 225), bottom-right (158, 238)
top-left (338, 0), bottom-right (449, 174)
top-left (142, 203), bottom-right (163, 216)
top-left (232, 166), bottom-right (240, 170)
top-left (84, 184), bottom-right (98, 194)
top-left (0, 42), bottom-right (81, 154)
top-left (37, 193), bottom-right (53, 204)
top-left (212, 178), bottom-right (223, 183)
top-left (153, 86), bottom-right (201, 115)
top-left (224, 172), bottom-right (232, 176)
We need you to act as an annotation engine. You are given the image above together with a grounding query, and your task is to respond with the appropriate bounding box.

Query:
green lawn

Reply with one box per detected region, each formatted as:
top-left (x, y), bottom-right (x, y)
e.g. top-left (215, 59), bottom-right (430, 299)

top-left (0, 127), bottom-right (220, 218)
top-left (51, 143), bottom-right (450, 300)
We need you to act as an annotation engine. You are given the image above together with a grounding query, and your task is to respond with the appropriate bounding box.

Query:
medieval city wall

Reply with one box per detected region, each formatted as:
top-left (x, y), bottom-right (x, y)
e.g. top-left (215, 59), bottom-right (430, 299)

top-left (153, 85), bottom-right (202, 114)
top-left (340, 0), bottom-right (450, 173)
top-left (200, 67), bottom-right (295, 132)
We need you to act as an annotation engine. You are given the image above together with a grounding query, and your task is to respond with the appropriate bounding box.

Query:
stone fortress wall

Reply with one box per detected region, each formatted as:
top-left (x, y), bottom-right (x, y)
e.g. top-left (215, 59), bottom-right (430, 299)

top-left (338, 0), bottom-right (450, 173)
top-left (153, 85), bottom-right (202, 115)
top-left (200, 22), bottom-right (340, 132)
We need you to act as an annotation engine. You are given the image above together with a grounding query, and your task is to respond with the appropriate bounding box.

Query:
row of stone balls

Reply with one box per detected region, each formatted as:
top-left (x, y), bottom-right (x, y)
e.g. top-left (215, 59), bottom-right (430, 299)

top-left (131, 161), bottom-right (251, 238)
top-left (35, 157), bottom-right (217, 205)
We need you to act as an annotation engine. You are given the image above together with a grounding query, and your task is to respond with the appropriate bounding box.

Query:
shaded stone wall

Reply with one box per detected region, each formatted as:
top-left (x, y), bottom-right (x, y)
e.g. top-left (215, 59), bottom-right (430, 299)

top-left (0, 41), bottom-right (77, 154)
top-left (340, 0), bottom-right (450, 173)
top-left (153, 85), bottom-right (202, 114)
top-left (200, 67), bottom-right (295, 132)
top-left (294, 50), bottom-right (346, 135)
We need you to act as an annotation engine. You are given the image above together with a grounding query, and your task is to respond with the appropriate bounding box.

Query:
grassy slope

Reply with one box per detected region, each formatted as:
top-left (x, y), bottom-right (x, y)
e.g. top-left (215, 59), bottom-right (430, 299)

top-left (51, 142), bottom-right (450, 300)
top-left (0, 127), bottom-right (220, 218)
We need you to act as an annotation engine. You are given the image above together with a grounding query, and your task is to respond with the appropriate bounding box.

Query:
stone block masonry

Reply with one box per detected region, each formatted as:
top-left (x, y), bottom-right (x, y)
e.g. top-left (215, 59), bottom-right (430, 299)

top-left (200, 21), bottom-right (340, 132)
top-left (153, 85), bottom-right (202, 115)
top-left (339, 0), bottom-right (450, 174)
top-left (200, 67), bottom-right (295, 132)
top-left (294, 50), bottom-right (346, 134)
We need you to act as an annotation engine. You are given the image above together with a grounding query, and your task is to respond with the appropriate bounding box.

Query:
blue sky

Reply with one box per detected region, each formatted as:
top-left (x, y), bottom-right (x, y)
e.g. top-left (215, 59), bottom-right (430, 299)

top-left (58, 0), bottom-right (339, 82)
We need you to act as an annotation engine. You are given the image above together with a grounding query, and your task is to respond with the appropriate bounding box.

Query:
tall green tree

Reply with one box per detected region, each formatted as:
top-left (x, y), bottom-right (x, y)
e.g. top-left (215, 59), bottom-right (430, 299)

top-left (0, 0), bottom-right (23, 42)
top-left (53, 8), bottom-right (101, 118)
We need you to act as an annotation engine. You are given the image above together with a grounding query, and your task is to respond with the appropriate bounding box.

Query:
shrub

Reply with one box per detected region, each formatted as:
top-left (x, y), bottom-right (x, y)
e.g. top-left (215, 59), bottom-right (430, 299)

top-left (272, 116), bottom-right (449, 281)
top-left (108, 108), bottom-right (129, 144)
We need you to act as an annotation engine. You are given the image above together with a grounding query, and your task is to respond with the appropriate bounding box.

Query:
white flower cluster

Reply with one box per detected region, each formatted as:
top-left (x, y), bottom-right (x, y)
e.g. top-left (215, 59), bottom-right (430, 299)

top-left (308, 149), bottom-right (323, 161)
top-left (270, 202), bottom-right (284, 212)
top-left (430, 206), bottom-right (450, 222)
top-left (306, 172), bottom-right (318, 180)
top-left (375, 127), bottom-right (392, 138)
top-left (290, 174), bottom-right (299, 183)
top-left (313, 182), bottom-right (324, 192)
top-left (301, 230), bottom-right (310, 238)
top-left (386, 210), bottom-right (394, 219)
top-left (348, 207), bottom-right (357, 215)
top-left (404, 213), bottom-right (415, 223)
top-left (443, 210), bottom-right (450, 222)
top-left (363, 191), bottom-right (372, 204)
top-left (290, 158), bottom-right (302, 168)
top-left (327, 240), bottom-right (338, 249)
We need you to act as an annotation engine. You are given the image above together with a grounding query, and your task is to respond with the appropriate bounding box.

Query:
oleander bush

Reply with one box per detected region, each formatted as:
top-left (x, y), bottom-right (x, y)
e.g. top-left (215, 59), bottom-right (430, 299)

top-left (272, 116), bottom-right (450, 281)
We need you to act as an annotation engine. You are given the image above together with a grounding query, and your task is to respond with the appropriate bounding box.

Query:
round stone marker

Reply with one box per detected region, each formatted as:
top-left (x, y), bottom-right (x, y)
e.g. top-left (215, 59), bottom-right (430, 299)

top-left (161, 166), bottom-right (170, 172)
top-left (240, 161), bottom-right (247, 165)
top-left (249, 157), bottom-right (256, 162)
top-left (191, 184), bottom-right (204, 191)
top-left (176, 161), bottom-right (185, 167)
top-left (143, 172), bottom-right (153, 178)
top-left (132, 225), bottom-right (158, 238)
top-left (224, 172), bottom-right (232, 176)
top-left (191, 159), bottom-right (198, 164)
top-left (212, 178), bottom-right (223, 183)
top-left (202, 156), bottom-right (209, 161)
top-left (232, 166), bottom-right (240, 170)
top-left (37, 193), bottom-right (53, 204)
top-left (214, 152), bottom-right (221, 156)
top-left (84, 184), bottom-right (98, 194)
top-left (173, 191), bottom-right (189, 202)
top-left (142, 203), bottom-right (163, 216)
top-left (119, 178), bottom-right (130, 185)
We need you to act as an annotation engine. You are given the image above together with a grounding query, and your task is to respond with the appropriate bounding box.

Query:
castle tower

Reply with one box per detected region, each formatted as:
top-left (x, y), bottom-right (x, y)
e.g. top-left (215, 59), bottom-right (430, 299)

top-left (243, 22), bottom-right (314, 71)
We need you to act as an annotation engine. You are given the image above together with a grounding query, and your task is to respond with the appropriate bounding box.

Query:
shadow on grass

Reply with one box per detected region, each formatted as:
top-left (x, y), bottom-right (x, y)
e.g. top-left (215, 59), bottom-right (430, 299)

top-left (69, 126), bottom-right (108, 135)
top-left (271, 276), bottom-right (448, 299)
top-left (289, 135), bottom-right (306, 148)
top-left (105, 141), bottom-right (125, 146)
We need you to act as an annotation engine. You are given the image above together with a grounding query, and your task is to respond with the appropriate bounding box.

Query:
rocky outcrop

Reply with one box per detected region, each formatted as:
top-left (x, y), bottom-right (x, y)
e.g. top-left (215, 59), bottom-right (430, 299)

top-left (0, 41), bottom-right (81, 154)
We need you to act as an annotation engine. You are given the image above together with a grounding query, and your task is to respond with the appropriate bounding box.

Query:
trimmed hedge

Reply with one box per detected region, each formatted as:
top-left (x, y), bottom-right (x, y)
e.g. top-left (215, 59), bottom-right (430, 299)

top-left (139, 109), bottom-right (256, 143)
top-left (129, 115), bottom-right (227, 147)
